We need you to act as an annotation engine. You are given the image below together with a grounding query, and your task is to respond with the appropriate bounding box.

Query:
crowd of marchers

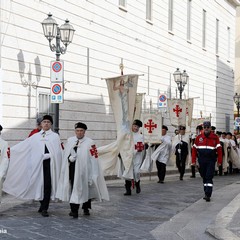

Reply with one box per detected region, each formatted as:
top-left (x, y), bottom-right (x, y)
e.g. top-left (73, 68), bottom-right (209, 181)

top-left (0, 117), bottom-right (237, 218)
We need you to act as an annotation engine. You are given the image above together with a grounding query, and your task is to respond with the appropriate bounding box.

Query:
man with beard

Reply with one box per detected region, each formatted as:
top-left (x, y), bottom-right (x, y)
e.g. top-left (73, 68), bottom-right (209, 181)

top-left (192, 121), bottom-right (222, 202)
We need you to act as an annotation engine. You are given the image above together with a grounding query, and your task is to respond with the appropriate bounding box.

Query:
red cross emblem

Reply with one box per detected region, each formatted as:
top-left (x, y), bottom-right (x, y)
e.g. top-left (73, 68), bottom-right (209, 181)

top-left (144, 119), bottom-right (157, 133)
top-left (173, 105), bottom-right (182, 117)
top-left (90, 145), bottom-right (98, 158)
top-left (135, 142), bottom-right (144, 152)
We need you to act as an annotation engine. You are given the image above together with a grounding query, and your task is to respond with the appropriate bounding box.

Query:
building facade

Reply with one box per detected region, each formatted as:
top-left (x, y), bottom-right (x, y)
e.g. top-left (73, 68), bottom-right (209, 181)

top-left (0, 0), bottom-right (239, 146)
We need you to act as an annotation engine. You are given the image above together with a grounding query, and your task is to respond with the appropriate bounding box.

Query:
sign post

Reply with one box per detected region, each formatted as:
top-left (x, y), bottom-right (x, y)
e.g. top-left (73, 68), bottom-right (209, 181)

top-left (50, 60), bottom-right (64, 103)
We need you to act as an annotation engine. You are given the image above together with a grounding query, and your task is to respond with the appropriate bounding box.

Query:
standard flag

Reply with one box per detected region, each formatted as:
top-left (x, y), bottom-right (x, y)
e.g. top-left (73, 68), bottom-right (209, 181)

top-left (168, 99), bottom-right (187, 127)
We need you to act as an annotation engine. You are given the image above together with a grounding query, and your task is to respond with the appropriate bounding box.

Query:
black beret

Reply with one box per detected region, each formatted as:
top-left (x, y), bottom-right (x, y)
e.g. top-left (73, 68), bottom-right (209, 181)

top-left (222, 132), bottom-right (227, 135)
top-left (179, 125), bottom-right (186, 130)
top-left (216, 131), bottom-right (222, 135)
top-left (133, 119), bottom-right (142, 127)
top-left (203, 121), bottom-right (211, 128)
top-left (162, 125), bottom-right (168, 131)
top-left (211, 126), bottom-right (216, 130)
top-left (0, 125), bottom-right (2, 131)
top-left (196, 125), bottom-right (203, 131)
top-left (75, 122), bottom-right (87, 130)
top-left (42, 115), bottom-right (53, 124)
top-left (226, 132), bottom-right (232, 136)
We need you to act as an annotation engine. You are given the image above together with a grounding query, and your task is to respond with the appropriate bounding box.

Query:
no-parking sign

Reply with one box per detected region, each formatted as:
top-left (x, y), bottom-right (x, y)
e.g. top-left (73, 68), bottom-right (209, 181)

top-left (158, 94), bottom-right (167, 108)
top-left (51, 61), bottom-right (64, 82)
top-left (51, 83), bottom-right (63, 103)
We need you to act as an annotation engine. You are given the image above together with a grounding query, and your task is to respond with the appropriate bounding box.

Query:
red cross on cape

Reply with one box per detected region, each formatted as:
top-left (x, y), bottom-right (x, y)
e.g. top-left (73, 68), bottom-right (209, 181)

top-left (90, 145), bottom-right (98, 158)
top-left (135, 142), bottom-right (144, 152)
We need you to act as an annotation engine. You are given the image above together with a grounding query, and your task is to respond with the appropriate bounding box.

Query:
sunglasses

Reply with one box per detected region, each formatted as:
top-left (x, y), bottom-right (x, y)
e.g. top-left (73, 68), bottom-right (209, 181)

top-left (203, 126), bottom-right (210, 129)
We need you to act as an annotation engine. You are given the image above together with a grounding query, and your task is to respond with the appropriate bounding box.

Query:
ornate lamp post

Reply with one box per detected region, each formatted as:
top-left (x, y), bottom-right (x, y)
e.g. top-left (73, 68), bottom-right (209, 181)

top-left (233, 92), bottom-right (240, 133)
top-left (173, 68), bottom-right (189, 99)
top-left (41, 13), bottom-right (75, 133)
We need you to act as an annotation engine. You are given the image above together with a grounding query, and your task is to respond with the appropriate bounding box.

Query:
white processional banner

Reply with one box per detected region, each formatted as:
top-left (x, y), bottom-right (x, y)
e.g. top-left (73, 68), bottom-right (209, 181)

top-left (142, 113), bottom-right (162, 144)
top-left (98, 74), bottom-right (139, 179)
top-left (133, 93), bottom-right (144, 120)
top-left (168, 99), bottom-right (187, 127)
top-left (186, 98), bottom-right (194, 127)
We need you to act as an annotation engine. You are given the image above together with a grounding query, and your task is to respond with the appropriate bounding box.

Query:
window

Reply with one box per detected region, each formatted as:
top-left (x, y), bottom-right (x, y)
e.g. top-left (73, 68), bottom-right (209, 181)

top-left (119, 0), bottom-right (127, 11)
top-left (119, 0), bottom-right (126, 8)
top-left (187, 0), bottom-right (192, 41)
top-left (202, 9), bottom-right (206, 49)
top-left (216, 19), bottom-right (219, 55)
top-left (227, 27), bottom-right (230, 61)
top-left (39, 93), bottom-right (54, 116)
top-left (146, 0), bottom-right (153, 22)
top-left (168, 0), bottom-right (173, 32)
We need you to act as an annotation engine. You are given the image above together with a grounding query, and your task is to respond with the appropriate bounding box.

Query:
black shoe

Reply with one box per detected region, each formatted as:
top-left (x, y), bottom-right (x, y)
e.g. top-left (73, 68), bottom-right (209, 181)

top-left (205, 197), bottom-right (211, 202)
top-left (180, 177), bottom-right (183, 180)
top-left (72, 213), bottom-right (78, 218)
top-left (157, 180), bottom-right (161, 183)
top-left (83, 209), bottom-right (90, 216)
top-left (41, 210), bottom-right (49, 217)
top-left (203, 196), bottom-right (211, 202)
top-left (124, 191), bottom-right (131, 196)
top-left (190, 176), bottom-right (196, 178)
top-left (38, 207), bottom-right (42, 213)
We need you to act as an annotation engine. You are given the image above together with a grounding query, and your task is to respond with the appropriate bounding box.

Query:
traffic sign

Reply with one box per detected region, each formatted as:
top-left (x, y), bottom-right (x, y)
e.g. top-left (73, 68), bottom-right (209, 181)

top-left (51, 82), bottom-right (63, 103)
top-left (158, 94), bottom-right (167, 108)
top-left (51, 61), bottom-right (64, 82)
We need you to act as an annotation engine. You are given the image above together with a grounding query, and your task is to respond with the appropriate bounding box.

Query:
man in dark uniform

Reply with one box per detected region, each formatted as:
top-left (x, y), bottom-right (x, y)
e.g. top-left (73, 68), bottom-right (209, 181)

top-left (192, 121), bottom-right (222, 202)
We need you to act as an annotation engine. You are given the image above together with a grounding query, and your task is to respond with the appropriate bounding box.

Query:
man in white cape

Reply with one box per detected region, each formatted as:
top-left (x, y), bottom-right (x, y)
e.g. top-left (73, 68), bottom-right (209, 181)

top-left (0, 125), bottom-right (9, 202)
top-left (3, 115), bottom-right (63, 217)
top-left (56, 122), bottom-right (109, 218)
top-left (151, 125), bottom-right (172, 183)
top-left (123, 120), bottom-right (144, 196)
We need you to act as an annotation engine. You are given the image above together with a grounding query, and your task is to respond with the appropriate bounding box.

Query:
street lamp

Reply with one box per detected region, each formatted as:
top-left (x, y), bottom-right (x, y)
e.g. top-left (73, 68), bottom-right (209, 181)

top-left (233, 92), bottom-right (240, 133)
top-left (41, 13), bottom-right (75, 133)
top-left (173, 68), bottom-right (189, 99)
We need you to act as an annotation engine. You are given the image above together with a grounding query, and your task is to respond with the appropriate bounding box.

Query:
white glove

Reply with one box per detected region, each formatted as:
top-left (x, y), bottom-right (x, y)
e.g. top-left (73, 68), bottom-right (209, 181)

top-left (69, 155), bottom-right (77, 162)
top-left (178, 149), bottom-right (181, 154)
top-left (88, 180), bottom-right (93, 186)
top-left (70, 148), bottom-right (77, 157)
top-left (43, 153), bottom-right (51, 160)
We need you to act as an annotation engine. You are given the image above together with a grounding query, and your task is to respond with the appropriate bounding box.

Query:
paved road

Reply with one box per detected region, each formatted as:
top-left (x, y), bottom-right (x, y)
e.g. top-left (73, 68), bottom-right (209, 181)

top-left (0, 172), bottom-right (239, 240)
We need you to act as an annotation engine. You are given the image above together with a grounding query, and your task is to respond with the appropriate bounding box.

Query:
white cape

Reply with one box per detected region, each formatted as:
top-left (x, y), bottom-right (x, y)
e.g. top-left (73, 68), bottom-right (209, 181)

top-left (0, 137), bottom-right (9, 202)
top-left (56, 136), bottom-right (109, 204)
top-left (3, 130), bottom-right (63, 200)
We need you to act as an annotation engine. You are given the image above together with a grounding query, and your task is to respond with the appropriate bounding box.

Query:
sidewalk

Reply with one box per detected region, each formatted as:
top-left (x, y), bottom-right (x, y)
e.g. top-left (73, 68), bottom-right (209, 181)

top-left (151, 178), bottom-right (240, 240)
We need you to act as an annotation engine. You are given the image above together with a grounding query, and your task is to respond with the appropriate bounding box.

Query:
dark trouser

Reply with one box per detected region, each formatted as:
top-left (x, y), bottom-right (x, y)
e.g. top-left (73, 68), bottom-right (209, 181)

top-left (191, 165), bottom-right (196, 177)
top-left (156, 161), bottom-right (166, 182)
top-left (198, 158), bottom-right (216, 198)
top-left (176, 156), bottom-right (186, 178)
top-left (40, 158), bottom-right (51, 211)
top-left (218, 165), bottom-right (223, 176)
top-left (69, 162), bottom-right (91, 214)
